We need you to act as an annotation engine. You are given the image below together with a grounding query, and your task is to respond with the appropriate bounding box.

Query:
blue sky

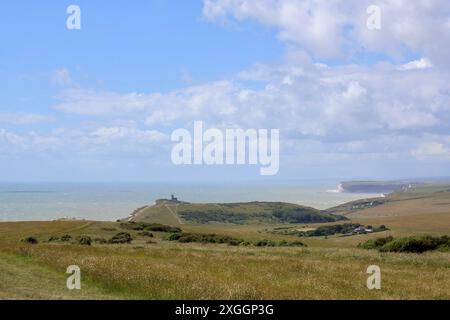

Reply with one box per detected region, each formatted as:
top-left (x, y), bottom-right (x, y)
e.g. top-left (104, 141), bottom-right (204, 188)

top-left (1, 1), bottom-right (449, 182)
top-left (0, 1), bottom-right (282, 92)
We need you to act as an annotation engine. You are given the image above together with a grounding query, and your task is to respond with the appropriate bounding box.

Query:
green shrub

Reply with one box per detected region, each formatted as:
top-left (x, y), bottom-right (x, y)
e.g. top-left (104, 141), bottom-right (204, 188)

top-left (109, 232), bottom-right (133, 244)
top-left (47, 234), bottom-right (72, 243)
top-left (228, 239), bottom-right (243, 246)
top-left (380, 236), bottom-right (450, 253)
top-left (164, 232), bottom-right (305, 248)
top-left (165, 232), bottom-right (183, 241)
top-left (120, 222), bottom-right (181, 233)
top-left (358, 236), bottom-right (394, 249)
top-left (254, 239), bottom-right (276, 247)
top-left (77, 236), bottom-right (92, 246)
top-left (359, 235), bottom-right (450, 253)
top-left (61, 234), bottom-right (72, 242)
top-left (47, 236), bottom-right (60, 242)
top-left (22, 236), bottom-right (38, 244)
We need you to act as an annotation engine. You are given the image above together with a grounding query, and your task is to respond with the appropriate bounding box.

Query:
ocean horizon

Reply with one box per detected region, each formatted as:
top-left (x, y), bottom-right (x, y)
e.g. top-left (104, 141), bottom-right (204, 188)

top-left (0, 181), bottom-right (381, 222)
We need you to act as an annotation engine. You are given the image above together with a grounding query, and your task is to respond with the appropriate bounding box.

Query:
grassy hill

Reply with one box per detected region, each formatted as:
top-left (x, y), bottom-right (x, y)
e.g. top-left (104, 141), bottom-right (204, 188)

top-left (126, 200), bottom-right (347, 225)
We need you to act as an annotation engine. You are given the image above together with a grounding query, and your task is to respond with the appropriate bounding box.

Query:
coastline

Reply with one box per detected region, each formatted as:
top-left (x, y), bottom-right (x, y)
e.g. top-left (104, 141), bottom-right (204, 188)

top-left (0, 181), bottom-right (389, 222)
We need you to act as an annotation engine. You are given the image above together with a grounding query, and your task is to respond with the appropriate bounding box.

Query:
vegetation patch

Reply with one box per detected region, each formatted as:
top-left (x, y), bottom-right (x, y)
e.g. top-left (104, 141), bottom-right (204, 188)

top-left (120, 222), bottom-right (181, 233)
top-left (359, 235), bottom-right (450, 253)
top-left (271, 208), bottom-right (346, 224)
top-left (157, 201), bottom-right (349, 225)
top-left (47, 234), bottom-right (72, 243)
top-left (179, 211), bottom-right (252, 224)
top-left (77, 236), bottom-right (92, 246)
top-left (21, 236), bottom-right (38, 245)
top-left (358, 236), bottom-right (394, 250)
top-left (108, 232), bottom-right (133, 244)
top-left (165, 232), bottom-right (306, 247)
top-left (271, 224), bottom-right (388, 237)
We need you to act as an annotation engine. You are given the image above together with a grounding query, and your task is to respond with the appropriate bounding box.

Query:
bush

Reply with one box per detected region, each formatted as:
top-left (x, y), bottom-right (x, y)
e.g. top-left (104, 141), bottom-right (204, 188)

top-left (109, 232), bottom-right (133, 244)
top-left (228, 239), bottom-right (242, 246)
top-left (164, 232), bottom-right (306, 248)
top-left (358, 236), bottom-right (394, 250)
top-left (359, 235), bottom-right (450, 253)
top-left (47, 234), bottom-right (72, 243)
top-left (165, 232), bottom-right (183, 241)
top-left (61, 234), bottom-right (72, 242)
top-left (47, 236), bottom-right (60, 242)
top-left (380, 236), bottom-right (450, 253)
top-left (120, 222), bottom-right (181, 233)
top-left (254, 239), bottom-right (276, 247)
top-left (77, 236), bottom-right (92, 246)
top-left (22, 236), bottom-right (38, 244)
top-left (165, 232), bottom-right (243, 245)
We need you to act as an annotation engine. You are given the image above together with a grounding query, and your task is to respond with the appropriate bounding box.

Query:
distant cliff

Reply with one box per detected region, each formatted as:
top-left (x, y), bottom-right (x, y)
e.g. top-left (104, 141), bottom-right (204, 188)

top-left (338, 181), bottom-right (415, 194)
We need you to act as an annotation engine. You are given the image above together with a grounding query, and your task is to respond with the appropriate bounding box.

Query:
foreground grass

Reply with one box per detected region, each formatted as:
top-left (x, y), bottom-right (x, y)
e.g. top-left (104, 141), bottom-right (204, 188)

top-left (0, 221), bottom-right (449, 299)
top-left (0, 253), bottom-right (119, 299)
top-left (2, 242), bottom-right (449, 299)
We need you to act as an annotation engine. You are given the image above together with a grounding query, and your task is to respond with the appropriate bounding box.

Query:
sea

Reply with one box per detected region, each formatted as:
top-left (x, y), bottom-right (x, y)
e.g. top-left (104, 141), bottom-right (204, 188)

top-left (0, 181), bottom-right (381, 221)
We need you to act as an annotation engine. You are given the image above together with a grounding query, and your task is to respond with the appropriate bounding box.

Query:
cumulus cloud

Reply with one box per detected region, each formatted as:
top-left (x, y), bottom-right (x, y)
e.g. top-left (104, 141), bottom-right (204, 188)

top-left (2, 1), bottom-right (450, 178)
top-left (52, 58), bottom-right (450, 142)
top-left (398, 58), bottom-right (433, 71)
top-left (202, 0), bottom-right (450, 66)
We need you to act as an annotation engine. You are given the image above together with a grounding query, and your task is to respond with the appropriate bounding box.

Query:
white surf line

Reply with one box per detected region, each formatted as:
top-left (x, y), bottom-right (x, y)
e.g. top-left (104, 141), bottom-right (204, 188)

top-left (164, 204), bottom-right (183, 225)
top-left (127, 206), bottom-right (148, 221)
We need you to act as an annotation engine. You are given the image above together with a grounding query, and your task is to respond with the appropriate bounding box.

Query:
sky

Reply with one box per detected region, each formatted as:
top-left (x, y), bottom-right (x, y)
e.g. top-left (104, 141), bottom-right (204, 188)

top-left (0, 0), bottom-right (449, 182)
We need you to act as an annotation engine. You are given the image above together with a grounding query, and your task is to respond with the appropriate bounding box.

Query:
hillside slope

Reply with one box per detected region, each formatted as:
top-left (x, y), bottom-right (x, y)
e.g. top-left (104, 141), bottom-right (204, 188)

top-left (127, 200), bottom-right (347, 225)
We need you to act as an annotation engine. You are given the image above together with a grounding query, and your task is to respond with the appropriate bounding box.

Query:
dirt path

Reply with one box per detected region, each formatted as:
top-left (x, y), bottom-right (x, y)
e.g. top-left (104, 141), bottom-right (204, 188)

top-left (164, 204), bottom-right (183, 225)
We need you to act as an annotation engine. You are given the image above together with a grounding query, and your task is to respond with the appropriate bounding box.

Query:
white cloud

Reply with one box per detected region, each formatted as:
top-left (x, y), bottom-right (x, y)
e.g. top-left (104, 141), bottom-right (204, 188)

top-left (4, 2), bottom-right (450, 174)
top-left (202, 0), bottom-right (450, 66)
top-left (52, 57), bottom-right (450, 143)
top-left (0, 112), bottom-right (53, 125)
top-left (398, 58), bottom-right (433, 71)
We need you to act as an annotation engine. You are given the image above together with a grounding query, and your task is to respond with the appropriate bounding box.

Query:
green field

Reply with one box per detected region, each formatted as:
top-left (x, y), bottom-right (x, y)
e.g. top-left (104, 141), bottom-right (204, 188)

top-left (1, 185), bottom-right (449, 300)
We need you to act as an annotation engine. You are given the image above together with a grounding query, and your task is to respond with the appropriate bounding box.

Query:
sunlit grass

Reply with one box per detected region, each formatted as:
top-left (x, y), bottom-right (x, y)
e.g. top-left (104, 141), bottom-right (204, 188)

top-left (1, 220), bottom-right (449, 299)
